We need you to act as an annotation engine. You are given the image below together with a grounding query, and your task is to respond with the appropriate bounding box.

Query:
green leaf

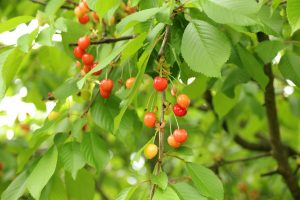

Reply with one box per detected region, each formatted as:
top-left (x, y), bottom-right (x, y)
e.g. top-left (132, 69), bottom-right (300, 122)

top-left (172, 183), bottom-right (208, 200)
top-left (53, 78), bottom-right (80, 100)
top-left (150, 171), bottom-right (168, 190)
top-left (0, 16), bottom-right (33, 34)
top-left (186, 162), bottom-right (224, 200)
top-left (45, 0), bottom-right (65, 17)
top-left (236, 45), bottom-right (268, 88)
top-left (81, 132), bottom-right (110, 172)
top-left (17, 28), bottom-right (39, 53)
top-left (65, 169), bottom-right (95, 200)
top-left (117, 7), bottom-right (162, 32)
top-left (153, 186), bottom-right (180, 200)
top-left (181, 20), bottom-right (231, 77)
top-left (254, 40), bottom-right (284, 64)
top-left (278, 51), bottom-right (300, 87)
top-left (213, 90), bottom-right (239, 118)
top-left (200, 0), bottom-right (259, 26)
top-left (0, 48), bottom-right (26, 101)
top-left (121, 32), bottom-right (147, 63)
top-left (60, 142), bottom-right (85, 179)
top-left (48, 176), bottom-right (68, 200)
top-left (1, 172), bottom-right (27, 200)
top-left (115, 187), bottom-right (138, 200)
top-left (287, 0), bottom-right (300, 33)
top-left (26, 146), bottom-right (58, 199)
top-left (94, 0), bottom-right (120, 17)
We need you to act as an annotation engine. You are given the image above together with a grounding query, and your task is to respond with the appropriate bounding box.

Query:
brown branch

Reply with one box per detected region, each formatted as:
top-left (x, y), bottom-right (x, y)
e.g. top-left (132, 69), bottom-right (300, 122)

top-left (234, 135), bottom-right (271, 152)
top-left (69, 35), bottom-right (136, 46)
top-left (223, 153), bottom-right (271, 164)
top-left (150, 25), bottom-right (171, 200)
top-left (258, 32), bottom-right (300, 199)
top-left (261, 170), bottom-right (280, 177)
top-left (30, 0), bottom-right (75, 10)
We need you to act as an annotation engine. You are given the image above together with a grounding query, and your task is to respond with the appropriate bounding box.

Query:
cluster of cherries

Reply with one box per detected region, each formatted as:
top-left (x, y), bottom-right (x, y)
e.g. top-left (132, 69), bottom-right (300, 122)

top-left (74, 0), bottom-right (99, 24)
top-left (144, 76), bottom-right (191, 159)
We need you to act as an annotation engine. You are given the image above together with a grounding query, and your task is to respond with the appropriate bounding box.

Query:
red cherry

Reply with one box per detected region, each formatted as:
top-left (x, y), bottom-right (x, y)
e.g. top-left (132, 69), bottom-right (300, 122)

top-left (177, 94), bottom-right (190, 109)
top-left (78, 36), bottom-right (90, 50)
top-left (92, 12), bottom-right (100, 23)
top-left (100, 88), bottom-right (110, 99)
top-left (73, 46), bottom-right (85, 59)
top-left (173, 104), bottom-right (187, 117)
top-left (168, 134), bottom-right (181, 148)
top-left (91, 63), bottom-right (102, 76)
top-left (83, 64), bottom-right (91, 73)
top-left (82, 53), bottom-right (94, 65)
top-left (78, 14), bottom-right (89, 24)
top-left (144, 112), bottom-right (157, 128)
top-left (173, 129), bottom-right (188, 143)
top-left (100, 79), bottom-right (114, 92)
top-left (153, 76), bottom-right (168, 92)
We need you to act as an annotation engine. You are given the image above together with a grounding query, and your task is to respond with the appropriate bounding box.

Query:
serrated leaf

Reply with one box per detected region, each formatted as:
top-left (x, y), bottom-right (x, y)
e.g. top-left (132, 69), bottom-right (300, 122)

top-left (0, 16), bottom-right (33, 34)
top-left (278, 51), bottom-right (300, 87)
top-left (287, 0), bottom-right (300, 33)
top-left (60, 142), bottom-right (85, 179)
top-left (186, 162), bottom-right (224, 200)
top-left (172, 183), bottom-right (208, 200)
top-left (181, 20), bottom-right (231, 77)
top-left (150, 171), bottom-right (168, 190)
top-left (153, 187), bottom-right (180, 200)
top-left (1, 172), bottom-right (27, 200)
top-left (200, 0), bottom-right (259, 26)
top-left (81, 132), bottom-right (110, 172)
top-left (26, 146), bottom-right (58, 199)
top-left (94, 0), bottom-right (120, 17)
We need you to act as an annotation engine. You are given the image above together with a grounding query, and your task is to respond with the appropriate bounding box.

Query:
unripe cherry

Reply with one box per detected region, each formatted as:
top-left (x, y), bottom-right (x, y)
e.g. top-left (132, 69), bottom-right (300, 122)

top-left (144, 112), bottom-right (157, 128)
top-left (78, 2), bottom-right (89, 14)
top-left (168, 135), bottom-right (181, 148)
top-left (173, 129), bottom-right (188, 143)
top-left (177, 94), bottom-right (190, 109)
top-left (144, 144), bottom-right (158, 159)
top-left (173, 104), bottom-right (187, 117)
top-left (126, 77), bottom-right (136, 89)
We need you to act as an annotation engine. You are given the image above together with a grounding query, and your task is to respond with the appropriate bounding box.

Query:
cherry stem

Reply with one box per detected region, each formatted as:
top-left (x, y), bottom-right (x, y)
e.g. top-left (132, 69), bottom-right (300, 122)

top-left (145, 91), bottom-right (155, 111)
top-left (172, 111), bottom-right (180, 129)
top-left (69, 35), bottom-right (136, 46)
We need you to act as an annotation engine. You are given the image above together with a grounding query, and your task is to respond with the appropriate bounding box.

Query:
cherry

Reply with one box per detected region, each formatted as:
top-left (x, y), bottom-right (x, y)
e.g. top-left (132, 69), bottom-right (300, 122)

top-left (100, 79), bottom-right (114, 92)
top-left (78, 2), bottom-right (89, 14)
top-left (173, 129), bottom-right (188, 143)
top-left (126, 77), bottom-right (136, 89)
top-left (173, 104), bottom-right (187, 117)
top-left (144, 112), bottom-right (157, 128)
top-left (177, 94), bottom-right (190, 109)
top-left (100, 88), bottom-right (110, 99)
top-left (144, 144), bottom-right (158, 159)
top-left (153, 76), bottom-right (168, 92)
top-left (92, 12), bottom-right (100, 23)
top-left (74, 6), bottom-right (84, 18)
top-left (83, 64), bottom-right (91, 73)
top-left (73, 46), bottom-right (85, 59)
top-left (168, 135), bottom-right (181, 148)
top-left (78, 36), bottom-right (90, 50)
top-left (91, 63), bottom-right (102, 76)
top-left (75, 61), bottom-right (81, 69)
top-left (78, 14), bottom-right (89, 24)
top-left (82, 53), bottom-right (94, 65)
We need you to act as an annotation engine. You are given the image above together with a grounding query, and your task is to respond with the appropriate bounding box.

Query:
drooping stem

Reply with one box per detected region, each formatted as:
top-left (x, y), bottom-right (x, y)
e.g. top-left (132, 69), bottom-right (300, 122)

top-left (69, 35), bottom-right (136, 46)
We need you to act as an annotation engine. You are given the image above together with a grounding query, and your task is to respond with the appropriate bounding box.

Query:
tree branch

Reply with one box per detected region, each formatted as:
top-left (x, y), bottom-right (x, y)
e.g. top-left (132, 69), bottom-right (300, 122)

top-left (69, 35), bottom-right (136, 46)
top-left (261, 169), bottom-right (280, 177)
top-left (258, 32), bottom-right (300, 199)
top-left (149, 25), bottom-right (171, 200)
top-left (30, 0), bottom-right (75, 10)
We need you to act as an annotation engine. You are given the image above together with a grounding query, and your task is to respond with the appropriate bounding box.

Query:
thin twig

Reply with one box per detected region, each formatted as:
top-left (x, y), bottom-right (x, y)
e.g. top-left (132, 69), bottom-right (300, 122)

top-left (69, 35), bottom-right (136, 46)
top-left (223, 152), bottom-right (271, 165)
top-left (261, 170), bottom-right (279, 177)
top-left (81, 90), bottom-right (99, 118)
top-left (30, 0), bottom-right (75, 10)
